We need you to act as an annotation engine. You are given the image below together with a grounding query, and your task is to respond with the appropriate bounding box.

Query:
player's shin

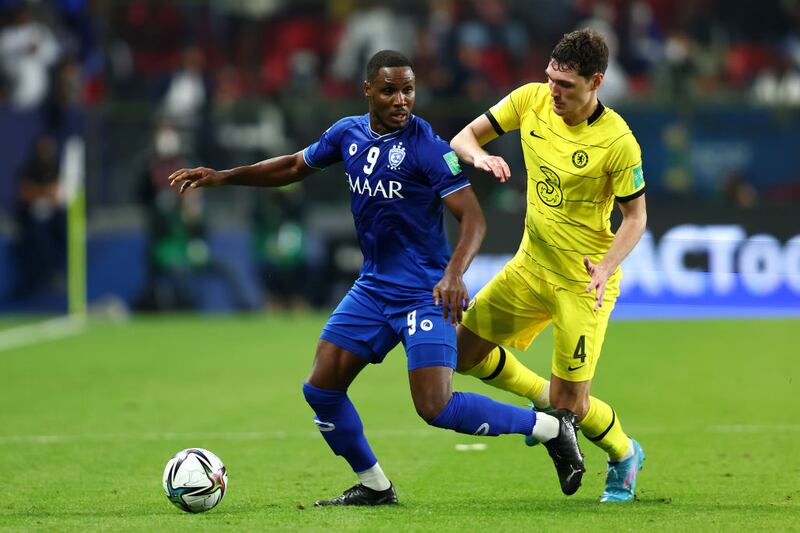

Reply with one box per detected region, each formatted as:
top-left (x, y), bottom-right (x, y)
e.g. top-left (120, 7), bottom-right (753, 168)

top-left (459, 346), bottom-right (551, 408)
top-left (302, 383), bottom-right (389, 488)
top-left (428, 392), bottom-right (535, 436)
top-left (579, 396), bottom-right (633, 461)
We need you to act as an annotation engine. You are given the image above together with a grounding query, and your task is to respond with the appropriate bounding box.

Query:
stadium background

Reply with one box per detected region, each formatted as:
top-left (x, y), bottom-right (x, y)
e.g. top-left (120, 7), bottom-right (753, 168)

top-left (0, 0), bottom-right (798, 315)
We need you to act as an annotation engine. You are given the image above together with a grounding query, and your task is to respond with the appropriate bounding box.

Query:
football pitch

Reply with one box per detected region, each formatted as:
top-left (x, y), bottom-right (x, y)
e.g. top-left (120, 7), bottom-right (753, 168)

top-left (1, 314), bottom-right (798, 531)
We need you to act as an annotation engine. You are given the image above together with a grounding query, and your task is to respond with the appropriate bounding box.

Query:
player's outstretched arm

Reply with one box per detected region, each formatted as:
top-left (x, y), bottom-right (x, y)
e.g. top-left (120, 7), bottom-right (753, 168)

top-left (168, 150), bottom-right (316, 194)
top-left (450, 115), bottom-right (511, 183)
top-left (584, 194), bottom-right (647, 310)
top-left (434, 187), bottom-right (486, 324)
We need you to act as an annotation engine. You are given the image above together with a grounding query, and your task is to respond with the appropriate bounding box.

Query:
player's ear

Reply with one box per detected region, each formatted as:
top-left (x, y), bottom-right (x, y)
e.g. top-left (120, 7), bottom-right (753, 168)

top-left (591, 72), bottom-right (604, 91)
top-left (364, 80), bottom-right (371, 98)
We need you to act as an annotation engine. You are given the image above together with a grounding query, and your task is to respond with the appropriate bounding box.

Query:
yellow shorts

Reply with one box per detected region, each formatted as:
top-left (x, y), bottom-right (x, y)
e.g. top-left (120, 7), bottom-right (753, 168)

top-left (462, 263), bottom-right (615, 382)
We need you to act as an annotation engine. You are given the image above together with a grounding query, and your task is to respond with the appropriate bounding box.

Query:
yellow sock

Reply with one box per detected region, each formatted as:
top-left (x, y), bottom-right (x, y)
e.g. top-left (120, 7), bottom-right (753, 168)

top-left (459, 347), bottom-right (550, 408)
top-left (580, 396), bottom-right (632, 461)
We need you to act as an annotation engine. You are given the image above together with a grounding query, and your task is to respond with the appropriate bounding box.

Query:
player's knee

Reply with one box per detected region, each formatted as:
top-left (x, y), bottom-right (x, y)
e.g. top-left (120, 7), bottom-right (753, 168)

top-left (455, 329), bottom-right (492, 373)
top-left (550, 380), bottom-right (587, 412)
top-left (551, 391), bottom-right (589, 419)
top-left (302, 381), bottom-right (320, 407)
top-left (455, 354), bottom-right (482, 374)
top-left (413, 393), bottom-right (451, 423)
top-left (303, 381), bottom-right (343, 407)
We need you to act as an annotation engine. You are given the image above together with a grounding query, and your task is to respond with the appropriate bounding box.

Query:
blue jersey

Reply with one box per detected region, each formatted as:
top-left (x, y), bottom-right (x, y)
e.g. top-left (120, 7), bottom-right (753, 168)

top-left (303, 114), bottom-right (471, 297)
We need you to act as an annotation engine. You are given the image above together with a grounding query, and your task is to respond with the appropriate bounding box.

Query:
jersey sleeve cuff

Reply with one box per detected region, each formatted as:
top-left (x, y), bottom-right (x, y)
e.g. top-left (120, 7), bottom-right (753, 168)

top-left (616, 186), bottom-right (645, 203)
top-left (302, 147), bottom-right (325, 170)
top-left (440, 181), bottom-right (471, 198)
top-left (485, 111), bottom-right (505, 136)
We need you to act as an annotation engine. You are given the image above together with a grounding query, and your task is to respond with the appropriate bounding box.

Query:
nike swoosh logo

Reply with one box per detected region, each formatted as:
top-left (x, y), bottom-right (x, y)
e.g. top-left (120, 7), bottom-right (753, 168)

top-left (473, 423), bottom-right (490, 436)
top-left (530, 130), bottom-right (545, 139)
top-left (314, 419), bottom-right (336, 432)
top-left (567, 365), bottom-right (585, 371)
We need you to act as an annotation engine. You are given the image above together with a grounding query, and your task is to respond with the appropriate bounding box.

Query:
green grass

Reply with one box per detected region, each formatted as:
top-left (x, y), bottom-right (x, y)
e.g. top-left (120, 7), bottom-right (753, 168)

top-left (1, 315), bottom-right (798, 531)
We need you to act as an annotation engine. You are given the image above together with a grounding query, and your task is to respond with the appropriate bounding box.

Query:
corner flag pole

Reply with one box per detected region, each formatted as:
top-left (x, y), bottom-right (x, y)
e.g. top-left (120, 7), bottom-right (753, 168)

top-left (63, 136), bottom-right (87, 320)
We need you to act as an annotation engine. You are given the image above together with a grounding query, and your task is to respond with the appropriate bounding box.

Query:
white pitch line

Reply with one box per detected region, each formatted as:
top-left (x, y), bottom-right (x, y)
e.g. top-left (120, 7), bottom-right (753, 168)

top-left (0, 428), bottom-right (442, 445)
top-left (1, 425), bottom-right (799, 446)
top-left (0, 316), bottom-right (86, 353)
top-left (0, 432), bottom-right (292, 445)
top-left (708, 424), bottom-right (800, 433)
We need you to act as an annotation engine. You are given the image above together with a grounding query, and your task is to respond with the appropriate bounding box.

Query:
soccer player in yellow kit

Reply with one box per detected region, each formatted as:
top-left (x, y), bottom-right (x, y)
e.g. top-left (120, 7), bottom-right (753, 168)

top-left (450, 29), bottom-right (647, 502)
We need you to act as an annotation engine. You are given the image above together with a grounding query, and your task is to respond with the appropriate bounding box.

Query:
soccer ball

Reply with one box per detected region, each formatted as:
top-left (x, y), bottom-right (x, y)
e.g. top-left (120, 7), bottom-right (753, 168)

top-left (162, 448), bottom-right (228, 513)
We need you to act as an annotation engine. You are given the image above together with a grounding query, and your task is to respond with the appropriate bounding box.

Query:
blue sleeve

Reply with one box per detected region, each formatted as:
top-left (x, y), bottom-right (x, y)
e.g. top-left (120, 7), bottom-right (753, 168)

top-left (303, 118), bottom-right (350, 170)
top-left (419, 133), bottom-right (471, 198)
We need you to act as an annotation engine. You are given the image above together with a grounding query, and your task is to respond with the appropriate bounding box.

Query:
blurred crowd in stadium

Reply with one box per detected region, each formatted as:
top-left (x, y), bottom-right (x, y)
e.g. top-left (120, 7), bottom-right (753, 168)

top-left (1, 0), bottom-right (799, 312)
top-left (4, 0), bottom-right (800, 110)
top-left (2, 1), bottom-right (800, 111)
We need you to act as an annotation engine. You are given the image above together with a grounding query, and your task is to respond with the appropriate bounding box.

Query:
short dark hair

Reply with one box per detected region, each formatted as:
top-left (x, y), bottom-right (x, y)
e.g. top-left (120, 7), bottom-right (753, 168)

top-left (551, 29), bottom-right (609, 78)
top-left (366, 50), bottom-right (414, 82)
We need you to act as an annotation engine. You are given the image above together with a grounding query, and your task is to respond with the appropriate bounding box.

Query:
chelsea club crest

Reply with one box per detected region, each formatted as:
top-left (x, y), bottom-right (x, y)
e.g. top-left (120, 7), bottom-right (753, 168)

top-left (388, 142), bottom-right (406, 170)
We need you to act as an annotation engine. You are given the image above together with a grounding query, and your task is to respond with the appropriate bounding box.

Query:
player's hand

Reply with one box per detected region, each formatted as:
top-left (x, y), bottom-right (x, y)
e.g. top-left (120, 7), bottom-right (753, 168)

top-left (433, 271), bottom-right (470, 325)
top-left (473, 154), bottom-right (511, 183)
top-left (583, 256), bottom-right (609, 311)
top-left (168, 167), bottom-right (225, 194)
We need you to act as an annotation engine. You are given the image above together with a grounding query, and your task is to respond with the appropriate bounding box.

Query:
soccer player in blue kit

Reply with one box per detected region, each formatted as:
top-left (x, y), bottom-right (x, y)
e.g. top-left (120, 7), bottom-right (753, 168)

top-left (169, 50), bottom-right (585, 506)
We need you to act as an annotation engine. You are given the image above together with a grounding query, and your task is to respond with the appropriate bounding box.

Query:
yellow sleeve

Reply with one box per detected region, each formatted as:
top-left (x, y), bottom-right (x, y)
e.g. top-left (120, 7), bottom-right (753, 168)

top-left (486, 84), bottom-right (537, 135)
top-left (607, 133), bottom-right (645, 201)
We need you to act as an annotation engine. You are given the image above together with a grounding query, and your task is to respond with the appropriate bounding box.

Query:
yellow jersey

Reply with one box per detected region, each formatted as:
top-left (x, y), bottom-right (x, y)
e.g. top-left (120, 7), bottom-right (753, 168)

top-left (487, 82), bottom-right (645, 295)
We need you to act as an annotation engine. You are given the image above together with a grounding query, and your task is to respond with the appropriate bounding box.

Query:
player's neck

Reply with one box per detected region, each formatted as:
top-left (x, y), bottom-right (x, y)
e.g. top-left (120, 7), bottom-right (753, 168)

top-left (368, 111), bottom-right (410, 137)
top-left (369, 113), bottom-right (392, 136)
top-left (562, 96), bottom-right (599, 127)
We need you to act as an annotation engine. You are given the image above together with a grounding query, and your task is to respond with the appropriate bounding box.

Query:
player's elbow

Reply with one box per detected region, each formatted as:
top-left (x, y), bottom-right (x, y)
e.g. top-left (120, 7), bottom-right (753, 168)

top-left (620, 201), bottom-right (647, 236)
top-left (448, 138), bottom-right (461, 157)
top-left (477, 219), bottom-right (487, 246)
top-left (457, 210), bottom-right (486, 247)
top-left (449, 131), bottom-right (470, 159)
top-left (286, 151), bottom-right (312, 183)
top-left (632, 210), bottom-right (647, 234)
top-left (473, 210), bottom-right (487, 243)
top-left (288, 161), bottom-right (307, 181)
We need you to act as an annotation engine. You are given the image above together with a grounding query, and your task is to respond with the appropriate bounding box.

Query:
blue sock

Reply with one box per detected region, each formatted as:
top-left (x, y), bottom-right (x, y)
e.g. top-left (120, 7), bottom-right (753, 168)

top-left (430, 392), bottom-right (535, 436)
top-left (302, 383), bottom-right (377, 472)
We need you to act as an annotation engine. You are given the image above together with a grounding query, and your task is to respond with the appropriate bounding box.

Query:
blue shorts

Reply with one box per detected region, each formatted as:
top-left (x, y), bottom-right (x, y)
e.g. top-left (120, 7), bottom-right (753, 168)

top-left (320, 281), bottom-right (457, 371)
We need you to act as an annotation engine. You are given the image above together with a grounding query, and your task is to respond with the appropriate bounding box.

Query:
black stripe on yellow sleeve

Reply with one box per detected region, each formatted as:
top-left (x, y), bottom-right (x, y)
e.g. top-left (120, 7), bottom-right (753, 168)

top-left (616, 186), bottom-right (646, 203)
top-left (587, 410), bottom-right (616, 442)
top-left (485, 111), bottom-right (505, 136)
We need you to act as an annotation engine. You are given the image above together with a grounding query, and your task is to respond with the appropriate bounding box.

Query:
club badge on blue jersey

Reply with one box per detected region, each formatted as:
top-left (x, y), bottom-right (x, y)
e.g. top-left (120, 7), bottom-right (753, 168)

top-left (388, 142), bottom-right (406, 170)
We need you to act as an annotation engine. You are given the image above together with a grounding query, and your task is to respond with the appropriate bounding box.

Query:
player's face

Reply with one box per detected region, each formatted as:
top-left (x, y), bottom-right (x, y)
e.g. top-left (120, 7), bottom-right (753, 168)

top-left (365, 66), bottom-right (416, 134)
top-left (545, 61), bottom-right (602, 125)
